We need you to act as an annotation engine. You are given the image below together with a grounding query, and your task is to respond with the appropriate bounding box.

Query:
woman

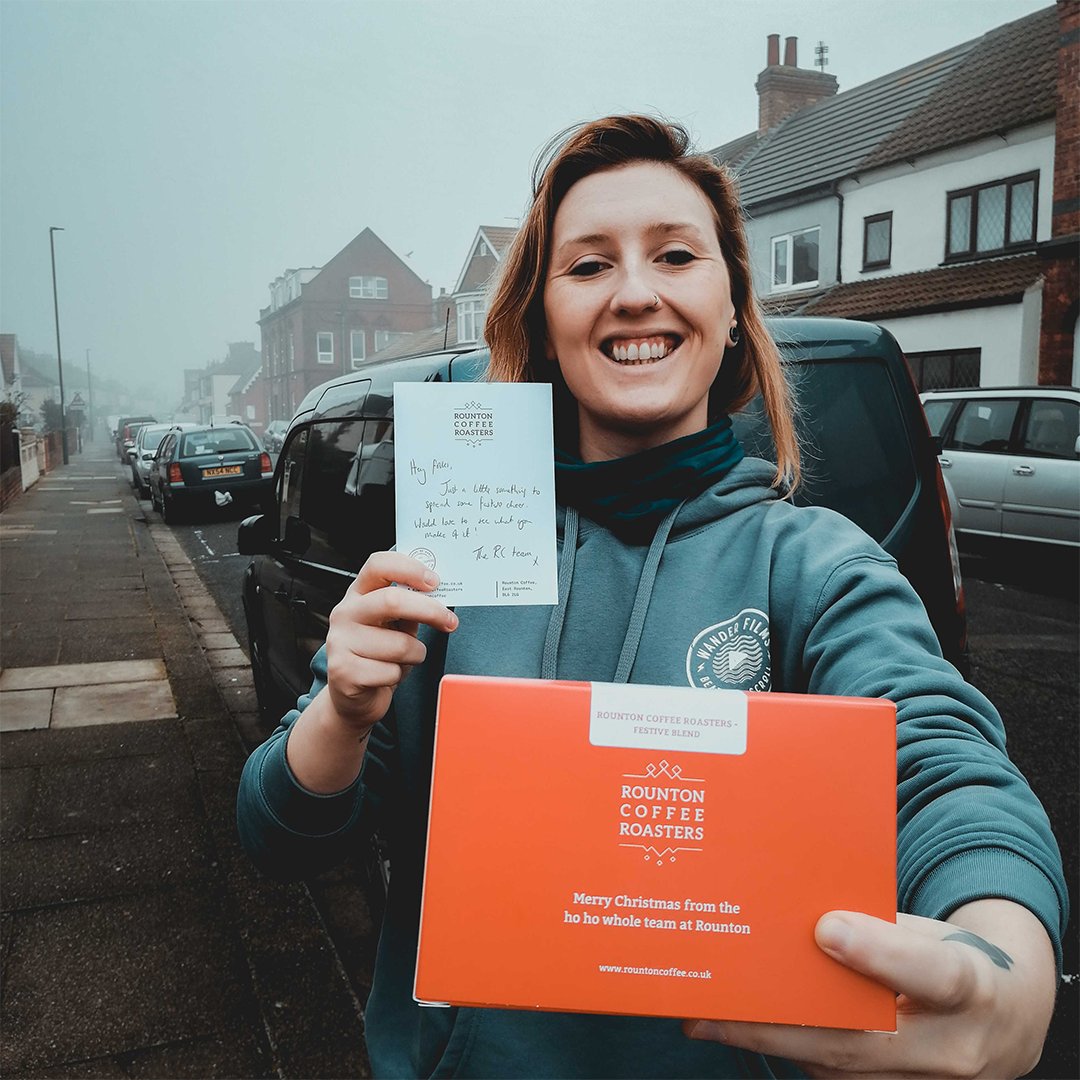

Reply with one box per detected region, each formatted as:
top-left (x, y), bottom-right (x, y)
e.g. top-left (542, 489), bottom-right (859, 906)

top-left (238, 116), bottom-right (1066, 1078)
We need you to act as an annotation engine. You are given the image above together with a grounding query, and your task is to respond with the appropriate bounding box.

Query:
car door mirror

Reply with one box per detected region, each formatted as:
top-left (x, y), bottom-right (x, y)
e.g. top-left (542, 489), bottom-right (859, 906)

top-left (238, 514), bottom-right (275, 556)
top-left (1074, 434), bottom-right (1080, 457)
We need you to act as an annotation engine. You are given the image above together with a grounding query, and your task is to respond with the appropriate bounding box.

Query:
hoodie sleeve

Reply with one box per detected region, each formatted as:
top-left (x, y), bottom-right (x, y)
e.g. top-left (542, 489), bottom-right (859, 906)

top-left (795, 540), bottom-right (1068, 970)
top-left (236, 645), bottom-right (398, 881)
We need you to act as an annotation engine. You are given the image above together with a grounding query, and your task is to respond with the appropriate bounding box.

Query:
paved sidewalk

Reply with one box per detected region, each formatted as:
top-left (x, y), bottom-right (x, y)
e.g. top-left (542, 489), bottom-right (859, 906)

top-left (1, 444), bottom-right (376, 1078)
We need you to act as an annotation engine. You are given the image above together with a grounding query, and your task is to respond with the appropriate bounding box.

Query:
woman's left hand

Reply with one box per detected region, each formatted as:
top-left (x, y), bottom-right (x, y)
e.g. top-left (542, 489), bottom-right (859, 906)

top-left (685, 898), bottom-right (1057, 1079)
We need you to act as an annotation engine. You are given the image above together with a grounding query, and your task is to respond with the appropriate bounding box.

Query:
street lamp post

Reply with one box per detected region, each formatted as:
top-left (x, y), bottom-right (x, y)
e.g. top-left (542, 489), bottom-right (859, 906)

top-left (49, 226), bottom-right (69, 464)
top-left (85, 348), bottom-right (94, 443)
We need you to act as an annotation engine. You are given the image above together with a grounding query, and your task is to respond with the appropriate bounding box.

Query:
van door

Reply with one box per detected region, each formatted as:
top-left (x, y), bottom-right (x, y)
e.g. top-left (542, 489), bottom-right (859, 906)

top-left (1002, 398), bottom-right (1080, 545)
top-left (939, 398), bottom-right (1020, 537)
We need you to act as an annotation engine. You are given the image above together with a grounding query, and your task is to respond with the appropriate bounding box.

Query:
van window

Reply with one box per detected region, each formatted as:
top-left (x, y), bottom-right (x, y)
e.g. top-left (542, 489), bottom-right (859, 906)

top-left (278, 427), bottom-right (309, 543)
top-left (1019, 400), bottom-right (1079, 459)
top-left (732, 358), bottom-right (916, 543)
top-left (947, 400), bottom-right (1019, 452)
top-left (300, 419), bottom-right (368, 572)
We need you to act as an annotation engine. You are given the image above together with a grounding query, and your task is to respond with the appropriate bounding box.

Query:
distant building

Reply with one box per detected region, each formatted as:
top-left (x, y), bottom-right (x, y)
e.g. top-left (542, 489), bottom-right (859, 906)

top-left (0, 334), bottom-right (28, 423)
top-left (258, 228), bottom-right (433, 419)
top-left (712, 4), bottom-right (1078, 388)
top-left (364, 225), bottom-right (519, 364)
top-left (195, 342), bottom-right (261, 425)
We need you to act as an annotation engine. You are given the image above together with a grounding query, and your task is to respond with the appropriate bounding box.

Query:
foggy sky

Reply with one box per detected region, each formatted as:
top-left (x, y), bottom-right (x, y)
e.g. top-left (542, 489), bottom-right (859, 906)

top-left (0, 0), bottom-right (1053, 404)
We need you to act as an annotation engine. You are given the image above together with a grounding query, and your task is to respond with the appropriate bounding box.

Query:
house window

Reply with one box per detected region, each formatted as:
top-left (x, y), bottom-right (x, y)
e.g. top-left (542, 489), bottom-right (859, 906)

top-left (374, 329), bottom-right (394, 351)
top-left (349, 275), bottom-right (389, 299)
top-left (317, 331), bottom-right (334, 364)
top-left (946, 173), bottom-right (1037, 258)
top-left (288, 333), bottom-right (294, 370)
top-left (862, 213), bottom-right (892, 270)
top-left (457, 297), bottom-right (486, 344)
top-left (771, 227), bottom-right (819, 290)
top-left (906, 349), bottom-right (981, 392)
top-left (350, 330), bottom-right (366, 369)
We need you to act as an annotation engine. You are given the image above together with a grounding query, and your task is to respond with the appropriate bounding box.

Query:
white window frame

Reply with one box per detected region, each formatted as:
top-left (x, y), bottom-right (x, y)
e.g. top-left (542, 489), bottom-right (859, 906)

top-left (770, 226), bottom-right (820, 292)
top-left (317, 331), bottom-right (334, 365)
top-left (457, 296), bottom-right (485, 344)
top-left (350, 329), bottom-right (366, 369)
top-left (349, 275), bottom-right (389, 299)
top-left (374, 329), bottom-right (394, 352)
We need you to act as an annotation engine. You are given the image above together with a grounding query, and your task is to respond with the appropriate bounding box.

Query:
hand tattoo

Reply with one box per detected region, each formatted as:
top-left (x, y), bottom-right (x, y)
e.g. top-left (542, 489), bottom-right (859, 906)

top-left (942, 929), bottom-right (1014, 970)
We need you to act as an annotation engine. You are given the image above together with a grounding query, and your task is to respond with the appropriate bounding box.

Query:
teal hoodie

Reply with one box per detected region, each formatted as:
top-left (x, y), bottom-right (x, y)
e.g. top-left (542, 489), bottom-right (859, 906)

top-left (237, 457), bottom-right (1067, 1079)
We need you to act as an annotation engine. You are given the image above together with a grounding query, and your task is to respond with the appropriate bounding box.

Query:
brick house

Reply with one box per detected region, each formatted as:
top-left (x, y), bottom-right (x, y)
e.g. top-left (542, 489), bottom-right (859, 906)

top-left (712, 4), bottom-right (1078, 389)
top-left (367, 226), bottom-right (519, 364)
top-left (258, 228), bottom-right (433, 420)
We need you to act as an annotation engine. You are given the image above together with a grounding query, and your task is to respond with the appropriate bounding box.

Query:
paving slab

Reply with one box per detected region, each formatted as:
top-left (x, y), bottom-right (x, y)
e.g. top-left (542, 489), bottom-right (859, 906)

top-left (51, 680), bottom-right (177, 728)
top-left (0, 660), bottom-right (167, 692)
top-left (206, 648), bottom-right (248, 670)
top-left (3, 820), bottom-right (218, 911)
top-left (0, 689), bottom-right (54, 731)
top-left (0, 719), bottom-right (183, 769)
top-left (0, 767), bottom-right (37, 842)
top-left (29, 751), bottom-right (200, 835)
top-left (58, 630), bottom-right (161, 665)
top-left (0, 885), bottom-right (263, 1075)
top-left (199, 632), bottom-right (240, 650)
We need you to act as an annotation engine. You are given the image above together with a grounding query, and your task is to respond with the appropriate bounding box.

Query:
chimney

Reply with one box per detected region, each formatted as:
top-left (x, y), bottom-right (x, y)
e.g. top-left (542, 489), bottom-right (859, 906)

top-left (756, 33), bottom-right (839, 133)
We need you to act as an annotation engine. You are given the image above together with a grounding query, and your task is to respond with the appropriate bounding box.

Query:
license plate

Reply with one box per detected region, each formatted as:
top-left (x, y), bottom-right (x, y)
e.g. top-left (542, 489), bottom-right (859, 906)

top-left (202, 465), bottom-right (243, 479)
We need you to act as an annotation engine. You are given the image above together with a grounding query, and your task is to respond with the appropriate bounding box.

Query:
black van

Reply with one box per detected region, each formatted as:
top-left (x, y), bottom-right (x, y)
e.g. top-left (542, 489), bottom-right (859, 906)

top-left (239, 318), bottom-right (967, 725)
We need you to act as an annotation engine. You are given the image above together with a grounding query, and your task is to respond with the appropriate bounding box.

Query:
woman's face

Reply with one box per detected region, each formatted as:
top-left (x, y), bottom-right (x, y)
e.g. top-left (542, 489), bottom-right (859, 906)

top-left (543, 161), bottom-right (737, 461)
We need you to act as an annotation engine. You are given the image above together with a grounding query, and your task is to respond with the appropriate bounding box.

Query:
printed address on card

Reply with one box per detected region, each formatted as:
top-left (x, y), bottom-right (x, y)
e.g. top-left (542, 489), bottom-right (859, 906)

top-left (394, 382), bottom-right (558, 606)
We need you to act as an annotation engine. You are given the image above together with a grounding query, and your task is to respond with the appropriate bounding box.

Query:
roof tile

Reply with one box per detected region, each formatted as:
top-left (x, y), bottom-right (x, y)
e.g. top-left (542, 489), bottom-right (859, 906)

top-left (803, 253), bottom-right (1042, 320)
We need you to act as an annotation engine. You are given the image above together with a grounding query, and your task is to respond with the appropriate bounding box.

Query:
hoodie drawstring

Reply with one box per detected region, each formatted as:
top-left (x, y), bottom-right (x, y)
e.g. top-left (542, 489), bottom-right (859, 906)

top-left (541, 502), bottom-right (683, 683)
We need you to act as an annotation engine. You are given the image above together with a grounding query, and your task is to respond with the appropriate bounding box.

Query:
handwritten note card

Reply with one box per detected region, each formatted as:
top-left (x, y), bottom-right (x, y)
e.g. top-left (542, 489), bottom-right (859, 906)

top-left (394, 382), bottom-right (558, 607)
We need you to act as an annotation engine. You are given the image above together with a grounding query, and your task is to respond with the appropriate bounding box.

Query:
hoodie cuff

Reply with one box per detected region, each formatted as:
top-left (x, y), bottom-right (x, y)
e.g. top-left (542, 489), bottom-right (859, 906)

top-left (256, 730), bottom-right (361, 837)
top-left (909, 848), bottom-right (1064, 972)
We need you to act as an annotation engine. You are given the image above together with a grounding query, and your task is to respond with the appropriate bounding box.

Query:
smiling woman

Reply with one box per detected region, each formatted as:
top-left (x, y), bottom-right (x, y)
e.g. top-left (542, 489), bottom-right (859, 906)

top-left (238, 115), bottom-right (1067, 1080)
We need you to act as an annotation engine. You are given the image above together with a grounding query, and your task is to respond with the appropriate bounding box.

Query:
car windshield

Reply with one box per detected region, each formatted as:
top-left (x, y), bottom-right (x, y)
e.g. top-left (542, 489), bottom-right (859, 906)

top-left (137, 425), bottom-right (172, 448)
top-left (732, 357), bottom-right (916, 543)
top-left (181, 429), bottom-right (257, 456)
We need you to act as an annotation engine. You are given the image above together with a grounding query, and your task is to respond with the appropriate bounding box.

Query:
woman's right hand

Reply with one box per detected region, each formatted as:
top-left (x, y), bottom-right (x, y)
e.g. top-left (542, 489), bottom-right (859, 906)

top-left (323, 550), bottom-right (459, 735)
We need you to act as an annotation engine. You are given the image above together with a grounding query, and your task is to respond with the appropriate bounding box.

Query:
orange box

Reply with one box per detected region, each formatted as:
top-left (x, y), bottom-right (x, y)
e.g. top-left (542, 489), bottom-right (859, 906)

top-left (416, 675), bottom-right (897, 1031)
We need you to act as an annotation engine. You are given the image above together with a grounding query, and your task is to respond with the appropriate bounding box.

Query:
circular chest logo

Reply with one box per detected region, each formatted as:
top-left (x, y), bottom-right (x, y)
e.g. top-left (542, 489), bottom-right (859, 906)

top-left (686, 609), bottom-right (771, 692)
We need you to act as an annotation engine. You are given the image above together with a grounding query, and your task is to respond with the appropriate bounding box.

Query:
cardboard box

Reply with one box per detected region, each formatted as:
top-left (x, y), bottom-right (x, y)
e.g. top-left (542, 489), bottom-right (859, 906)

top-left (416, 676), bottom-right (897, 1031)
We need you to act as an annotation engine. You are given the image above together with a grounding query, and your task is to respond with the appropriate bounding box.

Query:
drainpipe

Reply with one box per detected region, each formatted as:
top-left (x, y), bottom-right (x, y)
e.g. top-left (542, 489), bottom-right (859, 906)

top-left (835, 185), bottom-right (844, 285)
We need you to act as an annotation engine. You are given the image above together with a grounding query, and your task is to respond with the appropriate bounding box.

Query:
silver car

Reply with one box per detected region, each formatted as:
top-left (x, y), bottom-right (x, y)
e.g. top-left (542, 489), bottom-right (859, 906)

top-left (129, 422), bottom-right (196, 497)
top-left (921, 387), bottom-right (1079, 547)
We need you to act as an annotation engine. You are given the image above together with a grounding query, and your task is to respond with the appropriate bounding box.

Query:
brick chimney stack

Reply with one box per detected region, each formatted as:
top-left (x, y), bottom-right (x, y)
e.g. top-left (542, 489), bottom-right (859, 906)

top-left (756, 33), bottom-right (839, 133)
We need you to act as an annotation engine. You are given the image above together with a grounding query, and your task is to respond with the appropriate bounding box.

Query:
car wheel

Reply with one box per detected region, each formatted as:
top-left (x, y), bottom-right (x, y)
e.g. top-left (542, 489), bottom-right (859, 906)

top-left (161, 491), bottom-right (185, 525)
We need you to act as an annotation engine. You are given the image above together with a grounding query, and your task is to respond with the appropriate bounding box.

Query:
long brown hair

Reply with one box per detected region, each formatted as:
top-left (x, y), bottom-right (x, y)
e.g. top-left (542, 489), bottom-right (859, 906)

top-left (484, 114), bottom-right (799, 490)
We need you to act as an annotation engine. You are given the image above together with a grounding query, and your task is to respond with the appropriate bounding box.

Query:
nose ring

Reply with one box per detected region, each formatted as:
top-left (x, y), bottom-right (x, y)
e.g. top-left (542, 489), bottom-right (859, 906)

top-left (648, 294), bottom-right (661, 310)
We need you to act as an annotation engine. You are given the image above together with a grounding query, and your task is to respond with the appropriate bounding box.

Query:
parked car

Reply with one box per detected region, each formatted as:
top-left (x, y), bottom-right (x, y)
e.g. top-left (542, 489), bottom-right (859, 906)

top-left (238, 318), bottom-right (967, 729)
top-left (263, 419), bottom-right (288, 454)
top-left (115, 415), bottom-right (157, 461)
top-left (149, 423), bottom-right (273, 524)
top-left (129, 422), bottom-right (195, 497)
top-left (921, 386), bottom-right (1079, 548)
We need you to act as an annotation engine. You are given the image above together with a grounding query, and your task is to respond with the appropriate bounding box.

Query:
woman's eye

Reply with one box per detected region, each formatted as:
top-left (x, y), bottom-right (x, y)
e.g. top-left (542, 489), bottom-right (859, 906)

top-left (660, 249), bottom-right (695, 265)
top-left (569, 260), bottom-right (606, 277)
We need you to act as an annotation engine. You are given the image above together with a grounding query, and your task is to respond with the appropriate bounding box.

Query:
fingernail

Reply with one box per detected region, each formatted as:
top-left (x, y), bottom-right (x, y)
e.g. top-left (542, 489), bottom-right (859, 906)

top-left (424, 571), bottom-right (439, 587)
top-left (817, 915), bottom-right (852, 955)
top-left (446, 611), bottom-right (458, 630)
